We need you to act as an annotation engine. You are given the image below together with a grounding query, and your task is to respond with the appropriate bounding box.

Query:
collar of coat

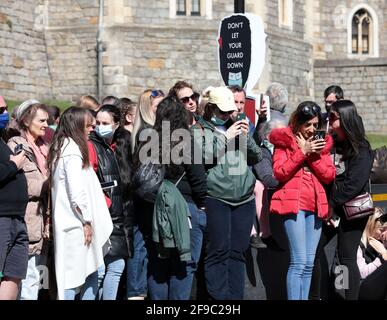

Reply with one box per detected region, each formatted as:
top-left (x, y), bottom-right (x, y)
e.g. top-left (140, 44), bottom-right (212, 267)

top-left (269, 126), bottom-right (333, 155)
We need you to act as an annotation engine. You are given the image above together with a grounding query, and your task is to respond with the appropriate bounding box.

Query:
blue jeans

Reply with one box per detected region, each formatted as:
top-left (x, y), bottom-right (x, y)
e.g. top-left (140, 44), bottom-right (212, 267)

top-left (204, 198), bottom-right (255, 300)
top-left (147, 203), bottom-right (206, 300)
top-left (126, 225), bottom-right (148, 298)
top-left (283, 210), bottom-right (322, 300)
top-left (102, 256), bottom-right (125, 300)
top-left (64, 270), bottom-right (98, 300)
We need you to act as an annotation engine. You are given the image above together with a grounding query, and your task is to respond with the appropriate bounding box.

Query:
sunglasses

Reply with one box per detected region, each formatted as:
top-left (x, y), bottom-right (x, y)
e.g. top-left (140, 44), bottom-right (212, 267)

top-left (302, 105), bottom-right (321, 116)
top-left (150, 90), bottom-right (164, 98)
top-left (180, 92), bottom-right (199, 104)
top-left (325, 100), bottom-right (336, 106)
top-left (329, 112), bottom-right (340, 122)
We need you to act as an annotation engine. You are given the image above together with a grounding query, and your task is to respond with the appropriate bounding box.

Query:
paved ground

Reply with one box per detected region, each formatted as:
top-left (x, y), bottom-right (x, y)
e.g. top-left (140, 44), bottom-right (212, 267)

top-left (244, 214), bottom-right (338, 300)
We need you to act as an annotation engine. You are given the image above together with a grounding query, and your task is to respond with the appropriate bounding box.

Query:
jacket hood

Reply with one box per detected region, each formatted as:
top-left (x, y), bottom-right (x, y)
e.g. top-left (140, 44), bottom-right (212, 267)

top-left (269, 126), bottom-right (333, 154)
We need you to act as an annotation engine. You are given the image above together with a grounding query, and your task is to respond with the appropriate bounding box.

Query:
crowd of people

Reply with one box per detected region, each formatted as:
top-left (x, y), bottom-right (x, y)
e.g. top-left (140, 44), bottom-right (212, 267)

top-left (0, 82), bottom-right (386, 301)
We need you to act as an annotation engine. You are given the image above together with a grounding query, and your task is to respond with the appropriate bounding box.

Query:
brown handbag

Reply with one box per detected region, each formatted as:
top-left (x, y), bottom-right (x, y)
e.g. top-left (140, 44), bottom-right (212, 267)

top-left (343, 192), bottom-right (374, 220)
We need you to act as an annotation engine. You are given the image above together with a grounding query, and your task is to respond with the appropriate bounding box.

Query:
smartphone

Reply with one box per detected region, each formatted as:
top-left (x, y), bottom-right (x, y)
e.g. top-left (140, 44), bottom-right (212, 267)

top-left (101, 180), bottom-right (117, 190)
top-left (260, 94), bottom-right (271, 122)
top-left (14, 144), bottom-right (23, 155)
top-left (314, 130), bottom-right (326, 140)
top-left (331, 216), bottom-right (340, 228)
top-left (236, 112), bottom-right (246, 121)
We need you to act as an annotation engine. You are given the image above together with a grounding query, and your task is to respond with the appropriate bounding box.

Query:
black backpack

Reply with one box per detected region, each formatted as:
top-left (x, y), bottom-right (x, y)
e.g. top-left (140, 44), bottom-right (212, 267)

top-left (132, 161), bottom-right (165, 203)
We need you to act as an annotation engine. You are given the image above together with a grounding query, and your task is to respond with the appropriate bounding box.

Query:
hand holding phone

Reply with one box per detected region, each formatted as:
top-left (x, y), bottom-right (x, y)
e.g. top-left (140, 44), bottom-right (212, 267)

top-left (314, 130), bottom-right (326, 141)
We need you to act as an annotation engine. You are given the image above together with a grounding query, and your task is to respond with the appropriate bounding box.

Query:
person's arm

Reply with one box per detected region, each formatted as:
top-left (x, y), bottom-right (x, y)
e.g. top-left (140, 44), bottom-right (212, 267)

top-left (357, 246), bottom-right (382, 279)
top-left (272, 147), bottom-right (307, 183)
top-left (87, 141), bottom-right (98, 173)
top-left (246, 134), bottom-right (262, 165)
top-left (63, 155), bottom-right (92, 223)
top-left (253, 149), bottom-right (279, 188)
top-left (332, 147), bottom-right (373, 206)
top-left (0, 159), bottom-right (19, 182)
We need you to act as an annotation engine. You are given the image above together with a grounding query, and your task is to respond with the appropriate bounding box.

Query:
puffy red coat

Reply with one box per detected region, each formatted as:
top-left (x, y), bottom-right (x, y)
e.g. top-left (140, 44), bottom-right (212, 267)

top-left (269, 127), bottom-right (336, 219)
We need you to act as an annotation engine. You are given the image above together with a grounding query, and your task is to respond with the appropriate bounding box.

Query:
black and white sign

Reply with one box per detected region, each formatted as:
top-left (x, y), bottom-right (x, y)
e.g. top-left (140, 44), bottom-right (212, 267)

top-left (218, 14), bottom-right (266, 95)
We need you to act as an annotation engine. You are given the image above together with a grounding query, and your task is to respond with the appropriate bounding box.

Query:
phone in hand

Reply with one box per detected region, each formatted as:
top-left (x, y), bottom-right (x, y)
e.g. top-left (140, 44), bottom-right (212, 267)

top-left (236, 112), bottom-right (246, 121)
top-left (101, 180), bottom-right (118, 190)
top-left (14, 144), bottom-right (23, 155)
top-left (314, 130), bottom-right (326, 140)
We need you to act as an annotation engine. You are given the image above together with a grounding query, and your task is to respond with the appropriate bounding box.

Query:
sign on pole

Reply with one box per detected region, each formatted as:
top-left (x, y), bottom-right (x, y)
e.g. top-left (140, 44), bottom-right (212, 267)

top-left (218, 13), bottom-right (266, 95)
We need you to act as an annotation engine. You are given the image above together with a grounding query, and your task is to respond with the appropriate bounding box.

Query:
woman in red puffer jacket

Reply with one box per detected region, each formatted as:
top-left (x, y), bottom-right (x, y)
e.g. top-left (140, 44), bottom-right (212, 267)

top-left (269, 101), bottom-right (336, 300)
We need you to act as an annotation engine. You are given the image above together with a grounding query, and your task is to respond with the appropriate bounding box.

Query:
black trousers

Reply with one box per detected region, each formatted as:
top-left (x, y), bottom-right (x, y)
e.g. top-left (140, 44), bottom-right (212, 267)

top-left (310, 215), bottom-right (368, 300)
top-left (359, 261), bottom-right (387, 300)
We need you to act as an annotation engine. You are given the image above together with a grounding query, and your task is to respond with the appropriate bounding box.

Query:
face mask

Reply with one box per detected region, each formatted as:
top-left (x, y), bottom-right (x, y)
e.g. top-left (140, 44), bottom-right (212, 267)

top-left (49, 124), bottom-right (58, 131)
top-left (95, 124), bottom-right (114, 139)
top-left (210, 116), bottom-right (228, 126)
top-left (0, 113), bottom-right (9, 129)
top-left (262, 139), bottom-right (274, 155)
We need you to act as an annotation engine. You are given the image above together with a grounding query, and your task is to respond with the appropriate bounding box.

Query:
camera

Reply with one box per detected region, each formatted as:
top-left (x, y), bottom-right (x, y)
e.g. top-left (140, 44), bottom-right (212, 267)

top-left (314, 130), bottom-right (326, 140)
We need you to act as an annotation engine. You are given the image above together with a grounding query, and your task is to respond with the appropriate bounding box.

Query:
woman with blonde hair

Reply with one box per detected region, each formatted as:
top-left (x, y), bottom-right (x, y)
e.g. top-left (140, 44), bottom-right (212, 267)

top-left (357, 208), bottom-right (387, 299)
top-left (131, 89), bottom-right (164, 154)
top-left (127, 88), bottom-right (164, 300)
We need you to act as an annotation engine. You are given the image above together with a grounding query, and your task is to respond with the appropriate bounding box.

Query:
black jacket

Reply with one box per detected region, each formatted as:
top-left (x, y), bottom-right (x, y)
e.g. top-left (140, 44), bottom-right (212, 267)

top-left (331, 143), bottom-right (374, 212)
top-left (89, 132), bottom-right (129, 258)
top-left (0, 139), bottom-right (28, 217)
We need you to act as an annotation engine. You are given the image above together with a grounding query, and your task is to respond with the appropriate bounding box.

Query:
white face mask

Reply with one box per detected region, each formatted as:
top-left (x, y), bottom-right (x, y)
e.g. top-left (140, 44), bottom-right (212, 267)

top-left (95, 124), bottom-right (114, 139)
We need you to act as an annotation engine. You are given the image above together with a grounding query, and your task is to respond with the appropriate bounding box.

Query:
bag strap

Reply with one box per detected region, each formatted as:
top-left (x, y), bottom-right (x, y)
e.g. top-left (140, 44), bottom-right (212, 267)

top-left (175, 171), bottom-right (186, 187)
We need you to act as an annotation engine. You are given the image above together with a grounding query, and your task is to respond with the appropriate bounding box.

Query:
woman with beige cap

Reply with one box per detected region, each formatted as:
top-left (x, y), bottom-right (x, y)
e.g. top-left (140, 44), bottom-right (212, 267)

top-left (193, 86), bottom-right (262, 300)
top-left (7, 100), bottom-right (50, 300)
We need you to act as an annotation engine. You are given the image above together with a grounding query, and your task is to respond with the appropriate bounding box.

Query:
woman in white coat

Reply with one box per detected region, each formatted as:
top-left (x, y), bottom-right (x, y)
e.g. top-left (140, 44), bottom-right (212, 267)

top-left (47, 107), bottom-right (112, 300)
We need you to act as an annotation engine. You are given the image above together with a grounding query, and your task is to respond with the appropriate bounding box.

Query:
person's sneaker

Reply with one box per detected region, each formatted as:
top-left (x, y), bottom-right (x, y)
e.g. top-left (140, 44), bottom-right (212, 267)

top-left (261, 235), bottom-right (284, 251)
top-left (250, 234), bottom-right (267, 249)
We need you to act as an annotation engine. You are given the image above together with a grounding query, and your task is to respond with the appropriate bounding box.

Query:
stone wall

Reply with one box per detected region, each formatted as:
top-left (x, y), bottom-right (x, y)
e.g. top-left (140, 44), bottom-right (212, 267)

top-left (264, 0), bottom-right (314, 112)
top-left (0, 0), bottom-right (52, 101)
top-left (313, 0), bottom-right (386, 59)
top-left (314, 58), bottom-right (387, 134)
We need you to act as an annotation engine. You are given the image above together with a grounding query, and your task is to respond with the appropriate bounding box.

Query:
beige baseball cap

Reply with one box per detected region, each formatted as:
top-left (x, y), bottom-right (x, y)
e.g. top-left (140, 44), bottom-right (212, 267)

top-left (208, 86), bottom-right (237, 112)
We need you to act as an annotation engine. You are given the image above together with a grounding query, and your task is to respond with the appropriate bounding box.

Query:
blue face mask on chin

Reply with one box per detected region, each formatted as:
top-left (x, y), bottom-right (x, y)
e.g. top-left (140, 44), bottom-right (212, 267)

top-left (95, 124), bottom-right (114, 139)
top-left (0, 113), bottom-right (9, 129)
top-left (210, 116), bottom-right (228, 126)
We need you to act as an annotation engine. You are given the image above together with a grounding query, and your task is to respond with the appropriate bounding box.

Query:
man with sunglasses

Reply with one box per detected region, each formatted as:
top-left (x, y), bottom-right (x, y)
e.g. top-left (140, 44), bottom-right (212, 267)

top-left (168, 81), bottom-right (199, 115)
top-left (323, 85), bottom-right (344, 130)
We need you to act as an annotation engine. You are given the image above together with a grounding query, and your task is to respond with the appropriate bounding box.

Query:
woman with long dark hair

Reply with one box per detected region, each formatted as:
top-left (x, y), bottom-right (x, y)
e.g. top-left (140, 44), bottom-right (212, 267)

top-left (311, 100), bottom-right (374, 300)
top-left (88, 104), bottom-right (130, 300)
top-left (48, 107), bottom-right (112, 300)
top-left (137, 96), bottom-right (207, 300)
top-left (269, 101), bottom-right (336, 300)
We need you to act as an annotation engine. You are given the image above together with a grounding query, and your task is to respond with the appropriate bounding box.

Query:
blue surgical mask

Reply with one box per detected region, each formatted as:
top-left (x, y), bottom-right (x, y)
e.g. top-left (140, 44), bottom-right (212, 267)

top-left (49, 124), bottom-right (58, 131)
top-left (95, 124), bottom-right (114, 139)
top-left (0, 113), bottom-right (9, 129)
top-left (210, 116), bottom-right (228, 127)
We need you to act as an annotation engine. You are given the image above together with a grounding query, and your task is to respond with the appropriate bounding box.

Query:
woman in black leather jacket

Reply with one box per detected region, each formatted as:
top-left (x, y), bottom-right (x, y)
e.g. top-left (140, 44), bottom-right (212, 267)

top-left (88, 104), bottom-right (130, 300)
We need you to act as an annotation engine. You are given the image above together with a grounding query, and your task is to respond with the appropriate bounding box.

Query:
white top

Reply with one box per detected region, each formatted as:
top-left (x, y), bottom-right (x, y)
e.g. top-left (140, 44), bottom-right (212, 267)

top-left (51, 138), bottom-right (113, 300)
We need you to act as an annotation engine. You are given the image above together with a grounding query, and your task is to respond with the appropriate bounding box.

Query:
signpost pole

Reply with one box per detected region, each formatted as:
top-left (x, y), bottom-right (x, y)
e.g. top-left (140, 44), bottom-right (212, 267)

top-left (234, 0), bottom-right (245, 13)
